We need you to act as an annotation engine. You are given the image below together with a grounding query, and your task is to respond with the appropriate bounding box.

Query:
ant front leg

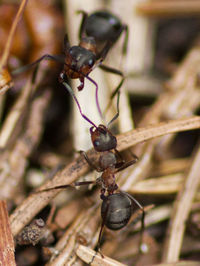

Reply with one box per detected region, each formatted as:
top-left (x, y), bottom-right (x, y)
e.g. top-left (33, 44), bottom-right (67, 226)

top-left (80, 150), bottom-right (102, 172)
top-left (12, 54), bottom-right (64, 77)
top-left (36, 180), bottom-right (96, 193)
top-left (115, 153), bottom-right (138, 173)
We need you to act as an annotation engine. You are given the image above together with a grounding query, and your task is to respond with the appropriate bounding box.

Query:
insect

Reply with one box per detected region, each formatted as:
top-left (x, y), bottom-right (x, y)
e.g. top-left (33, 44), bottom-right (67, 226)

top-left (40, 91), bottom-right (145, 252)
top-left (12, 10), bottom-right (128, 118)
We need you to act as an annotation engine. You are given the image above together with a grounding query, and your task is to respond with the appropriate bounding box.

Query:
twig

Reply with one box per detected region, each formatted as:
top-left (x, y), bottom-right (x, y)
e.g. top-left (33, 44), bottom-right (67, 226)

top-left (0, 0), bottom-right (28, 71)
top-left (136, 0), bottom-right (200, 17)
top-left (76, 244), bottom-right (127, 266)
top-left (153, 261), bottom-right (200, 266)
top-left (10, 116), bottom-right (200, 236)
top-left (129, 174), bottom-right (184, 195)
top-left (162, 143), bottom-right (200, 262)
top-left (0, 78), bottom-right (33, 148)
top-left (117, 116), bottom-right (200, 151)
top-left (0, 89), bottom-right (51, 200)
top-left (0, 200), bottom-right (16, 266)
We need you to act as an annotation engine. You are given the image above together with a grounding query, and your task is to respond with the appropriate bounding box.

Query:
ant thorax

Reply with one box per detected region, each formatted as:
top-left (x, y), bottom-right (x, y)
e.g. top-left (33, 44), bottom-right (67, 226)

top-left (99, 151), bottom-right (117, 170)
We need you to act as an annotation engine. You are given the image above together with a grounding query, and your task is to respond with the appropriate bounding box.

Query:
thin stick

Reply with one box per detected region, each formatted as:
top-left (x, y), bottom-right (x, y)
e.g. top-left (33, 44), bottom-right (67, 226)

top-left (136, 0), bottom-right (200, 17)
top-left (10, 116), bottom-right (200, 237)
top-left (162, 143), bottom-right (200, 262)
top-left (117, 116), bottom-right (200, 151)
top-left (0, 0), bottom-right (28, 71)
top-left (0, 201), bottom-right (16, 266)
top-left (76, 244), bottom-right (126, 266)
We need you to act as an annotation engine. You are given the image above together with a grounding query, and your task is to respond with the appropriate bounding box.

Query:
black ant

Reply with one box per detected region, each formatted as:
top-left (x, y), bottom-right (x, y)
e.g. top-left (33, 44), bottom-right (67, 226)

top-left (12, 10), bottom-right (128, 119)
top-left (39, 91), bottom-right (145, 254)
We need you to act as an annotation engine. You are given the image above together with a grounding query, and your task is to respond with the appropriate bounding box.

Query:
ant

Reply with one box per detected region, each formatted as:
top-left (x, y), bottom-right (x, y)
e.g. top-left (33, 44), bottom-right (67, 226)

top-left (12, 10), bottom-right (128, 119)
top-left (39, 91), bottom-right (145, 254)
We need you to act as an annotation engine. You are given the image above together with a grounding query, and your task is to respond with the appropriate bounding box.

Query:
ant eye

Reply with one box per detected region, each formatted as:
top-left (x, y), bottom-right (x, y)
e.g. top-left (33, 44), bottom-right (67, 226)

top-left (94, 140), bottom-right (100, 147)
top-left (88, 59), bottom-right (94, 67)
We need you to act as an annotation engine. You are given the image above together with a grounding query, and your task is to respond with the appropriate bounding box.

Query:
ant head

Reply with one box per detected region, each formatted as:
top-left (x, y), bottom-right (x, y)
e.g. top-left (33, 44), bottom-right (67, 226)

top-left (66, 45), bottom-right (96, 77)
top-left (90, 124), bottom-right (117, 152)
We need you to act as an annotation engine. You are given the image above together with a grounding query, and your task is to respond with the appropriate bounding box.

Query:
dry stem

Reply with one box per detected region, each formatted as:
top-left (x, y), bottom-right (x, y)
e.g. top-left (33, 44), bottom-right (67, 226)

top-left (10, 115), bottom-right (200, 236)
top-left (162, 143), bottom-right (200, 262)
top-left (136, 0), bottom-right (200, 17)
top-left (0, 0), bottom-right (28, 71)
top-left (76, 244), bottom-right (126, 266)
top-left (0, 200), bottom-right (16, 266)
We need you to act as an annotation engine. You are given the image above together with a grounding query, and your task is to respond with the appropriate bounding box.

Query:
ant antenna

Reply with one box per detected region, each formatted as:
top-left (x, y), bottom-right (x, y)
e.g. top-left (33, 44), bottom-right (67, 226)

top-left (62, 81), bottom-right (98, 128)
top-left (63, 63), bottom-right (104, 120)
top-left (107, 90), bottom-right (120, 128)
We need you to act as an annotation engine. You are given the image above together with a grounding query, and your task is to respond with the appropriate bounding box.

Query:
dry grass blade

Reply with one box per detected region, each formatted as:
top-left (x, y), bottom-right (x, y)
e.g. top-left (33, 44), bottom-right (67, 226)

top-left (0, 200), bottom-right (16, 266)
top-left (134, 205), bottom-right (172, 231)
top-left (152, 158), bottom-right (190, 176)
top-left (117, 116), bottom-right (200, 151)
top-left (0, 78), bottom-right (33, 148)
top-left (0, 0), bottom-right (28, 71)
top-left (10, 115), bottom-right (200, 236)
top-left (153, 261), bottom-right (200, 266)
top-left (162, 143), bottom-right (200, 262)
top-left (136, 0), bottom-right (200, 17)
top-left (76, 244), bottom-right (127, 266)
top-left (129, 174), bottom-right (184, 195)
top-left (0, 89), bottom-right (51, 201)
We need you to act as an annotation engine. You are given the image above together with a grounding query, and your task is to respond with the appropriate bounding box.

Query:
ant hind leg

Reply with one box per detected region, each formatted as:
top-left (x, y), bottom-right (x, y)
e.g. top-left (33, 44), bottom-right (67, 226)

top-left (77, 10), bottom-right (88, 39)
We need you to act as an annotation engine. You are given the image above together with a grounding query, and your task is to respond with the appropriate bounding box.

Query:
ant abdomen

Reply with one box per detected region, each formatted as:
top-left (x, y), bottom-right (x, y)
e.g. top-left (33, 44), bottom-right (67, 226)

top-left (84, 11), bottom-right (122, 44)
top-left (101, 193), bottom-right (132, 230)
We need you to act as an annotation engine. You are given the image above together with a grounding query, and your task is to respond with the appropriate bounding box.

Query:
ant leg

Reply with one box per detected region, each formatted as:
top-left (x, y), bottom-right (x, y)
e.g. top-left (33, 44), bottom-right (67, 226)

top-left (12, 54), bottom-right (64, 76)
top-left (99, 64), bottom-right (124, 116)
top-left (121, 191), bottom-right (145, 253)
top-left (77, 10), bottom-right (88, 39)
top-left (99, 64), bottom-right (125, 100)
top-left (113, 148), bottom-right (125, 169)
top-left (118, 24), bottom-right (129, 55)
top-left (96, 222), bottom-right (105, 258)
top-left (86, 75), bottom-right (103, 119)
top-left (62, 81), bottom-right (98, 128)
top-left (115, 155), bottom-right (138, 173)
top-left (36, 180), bottom-right (96, 193)
top-left (107, 89), bottom-right (120, 127)
top-left (122, 25), bottom-right (129, 55)
top-left (63, 34), bottom-right (70, 54)
top-left (95, 191), bottom-right (110, 258)
top-left (80, 151), bottom-right (102, 172)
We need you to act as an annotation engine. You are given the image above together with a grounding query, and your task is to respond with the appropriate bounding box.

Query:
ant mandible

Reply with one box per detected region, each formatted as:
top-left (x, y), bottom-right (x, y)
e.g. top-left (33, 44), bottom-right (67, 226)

top-left (12, 10), bottom-right (128, 119)
top-left (40, 92), bottom-right (145, 253)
